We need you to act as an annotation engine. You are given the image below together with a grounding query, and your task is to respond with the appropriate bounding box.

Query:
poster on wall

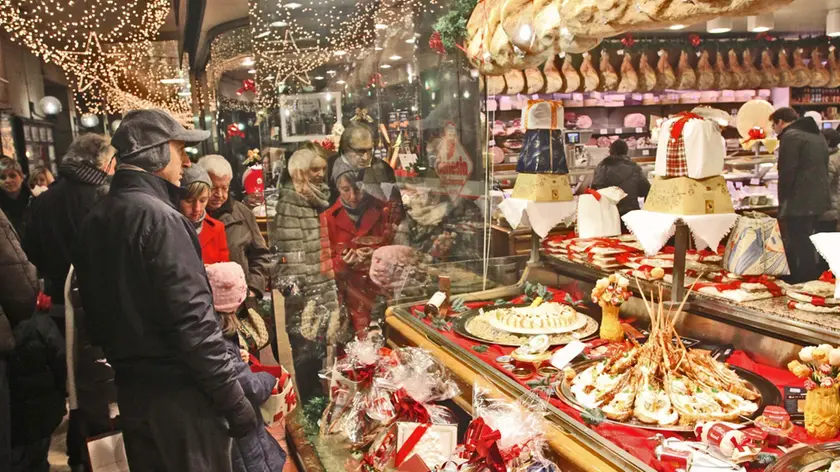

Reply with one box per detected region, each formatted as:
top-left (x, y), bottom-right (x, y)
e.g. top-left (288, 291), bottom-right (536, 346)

top-left (279, 92), bottom-right (342, 142)
top-left (0, 113), bottom-right (16, 160)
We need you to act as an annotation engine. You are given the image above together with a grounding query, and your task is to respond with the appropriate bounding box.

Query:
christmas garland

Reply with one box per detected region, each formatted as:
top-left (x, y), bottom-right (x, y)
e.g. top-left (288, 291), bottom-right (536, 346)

top-left (598, 33), bottom-right (840, 55)
top-left (433, 0), bottom-right (478, 52)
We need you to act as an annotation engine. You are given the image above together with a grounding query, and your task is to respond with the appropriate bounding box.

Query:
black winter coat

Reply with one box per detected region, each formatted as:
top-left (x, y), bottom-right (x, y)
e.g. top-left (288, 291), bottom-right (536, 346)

top-left (0, 185), bottom-right (31, 240)
top-left (778, 117), bottom-right (831, 218)
top-left (24, 161), bottom-right (109, 304)
top-left (224, 336), bottom-right (286, 472)
top-left (591, 154), bottom-right (651, 215)
top-left (9, 312), bottom-right (67, 444)
top-left (73, 170), bottom-right (249, 417)
top-left (0, 208), bottom-right (38, 353)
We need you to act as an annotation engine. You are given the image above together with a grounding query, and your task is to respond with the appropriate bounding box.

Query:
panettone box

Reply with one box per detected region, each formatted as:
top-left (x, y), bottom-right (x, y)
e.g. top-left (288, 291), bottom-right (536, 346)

top-left (643, 176), bottom-right (734, 215)
top-left (511, 173), bottom-right (573, 202)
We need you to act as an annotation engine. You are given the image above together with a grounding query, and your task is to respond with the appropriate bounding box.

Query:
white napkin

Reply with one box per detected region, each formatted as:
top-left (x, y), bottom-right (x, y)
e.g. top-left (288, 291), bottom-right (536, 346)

top-left (810, 232), bottom-right (840, 298)
top-left (499, 198), bottom-right (577, 238)
top-left (622, 210), bottom-right (739, 256)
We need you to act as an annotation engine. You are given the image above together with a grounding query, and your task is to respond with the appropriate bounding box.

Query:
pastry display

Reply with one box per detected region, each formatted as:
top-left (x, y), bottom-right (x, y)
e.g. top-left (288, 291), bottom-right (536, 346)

top-left (486, 301), bottom-right (585, 334)
top-left (565, 292), bottom-right (762, 428)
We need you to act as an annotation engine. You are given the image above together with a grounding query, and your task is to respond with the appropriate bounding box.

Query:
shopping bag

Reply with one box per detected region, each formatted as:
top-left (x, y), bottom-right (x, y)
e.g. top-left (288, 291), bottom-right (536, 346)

top-left (87, 432), bottom-right (130, 472)
top-left (723, 212), bottom-right (790, 276)
top-left (576, 187), bottom-right (626, 239)
top-left (251, 357), bottom-right (297, 425)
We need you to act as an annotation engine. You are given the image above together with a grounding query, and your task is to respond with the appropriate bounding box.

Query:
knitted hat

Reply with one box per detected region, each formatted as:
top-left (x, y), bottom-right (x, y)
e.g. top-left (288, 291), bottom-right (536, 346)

top-left (206, 262), bottom-right (248, 313)
top-left (181, 165), bottom-right (211, 189)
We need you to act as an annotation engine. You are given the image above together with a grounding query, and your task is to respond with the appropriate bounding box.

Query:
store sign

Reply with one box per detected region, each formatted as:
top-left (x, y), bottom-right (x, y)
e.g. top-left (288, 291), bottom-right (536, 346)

top-left (435, 122), bottom-right (473, 200)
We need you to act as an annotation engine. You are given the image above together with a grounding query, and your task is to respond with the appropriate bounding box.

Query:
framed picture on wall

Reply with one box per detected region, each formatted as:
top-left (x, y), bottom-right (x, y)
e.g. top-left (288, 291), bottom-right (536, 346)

top-left (278, 92), bottom-right (342, 143)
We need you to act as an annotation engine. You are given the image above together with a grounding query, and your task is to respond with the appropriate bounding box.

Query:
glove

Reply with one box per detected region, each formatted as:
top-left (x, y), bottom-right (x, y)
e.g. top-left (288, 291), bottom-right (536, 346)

top-left (224, 396), bottom-right (260, 438)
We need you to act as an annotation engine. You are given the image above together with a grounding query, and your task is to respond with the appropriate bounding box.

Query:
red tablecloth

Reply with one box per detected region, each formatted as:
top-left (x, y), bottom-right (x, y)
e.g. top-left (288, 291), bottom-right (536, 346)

top-left (408, 289), bottom-right (838, 472)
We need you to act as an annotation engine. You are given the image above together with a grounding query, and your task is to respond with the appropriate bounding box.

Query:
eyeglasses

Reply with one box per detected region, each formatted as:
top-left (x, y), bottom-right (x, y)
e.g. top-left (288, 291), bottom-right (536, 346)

top-left (349, 146), bottom-right (373, 155)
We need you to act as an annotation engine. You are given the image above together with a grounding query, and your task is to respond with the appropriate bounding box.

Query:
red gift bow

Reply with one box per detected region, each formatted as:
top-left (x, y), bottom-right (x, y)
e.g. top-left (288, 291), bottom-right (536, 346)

top-left (740, 275), bottom-right (782, 297)
top-left (584, 188), bottom-right (602, 201)
top-left (394, 424), bottom-right (430, 467)
top-left (748, 127), bottom-right (766, 140)
top-left (462, 417), bottom-right (505, 472)
top-left (693, 280), bottom-right (742, 292)
top-left (344, 363), bottom-right (377, 387)
top-left (237, 78), bottom-right (256, 96)
top-left (36, 292), bottom-right (51, 312)
top-left (820, 270), bottom-right (836, 283)
top-left (226, 124), bottom-right (245, 140)
top-left (688, 34), bottom-right (702, 48)
top-left (621, 34), bottom-right (635, 48)
top-left (669, 112), bottom-right (703, 142)
top-left (392, 389), bottom-right (431, 423)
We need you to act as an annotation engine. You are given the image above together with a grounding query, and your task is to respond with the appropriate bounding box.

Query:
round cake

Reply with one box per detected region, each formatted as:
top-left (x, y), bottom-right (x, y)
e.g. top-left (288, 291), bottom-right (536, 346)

top-left (492, 302), bottom-right (579, 332)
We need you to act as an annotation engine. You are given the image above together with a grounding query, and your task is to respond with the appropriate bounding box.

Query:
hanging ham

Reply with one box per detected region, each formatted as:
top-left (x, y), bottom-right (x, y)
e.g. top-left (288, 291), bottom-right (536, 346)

top-left (617, 52), bottom-right (639, 92)
top-left (810, 48), bottom-right (831, 87)
top-left (580, 52), bottom-right (600, 92)
top-left (713, 50), bottom-right (731, 90)
top-left (487, 74), bottom-right (506, 95)
top-left (504, 69), bottom-right (525, 94)
top-left (525, 67), bottom-right (545, 93)
top-left (543, 56), bottom-right (564, 93)
top-left (760, 48), bottom-right (780, 89)
top-left (675, 50), bottom-right (696, 90)
top-left (727, 49), bottom-right (747, 89)
top-left (791, 48), bottom-right (811, 88)
top-left (696, 49), bottom-right (714, 90)
top-left (778, 49), bottom-right (794, 87)
top-left (742, 49), bottom-right (762, 89)
top-left (638, 52), bottom-right (656, 92)
top-left (562, 54), bottom-right (582, 92)
top-left (829, 47), bottom-right (840, 88)
top-left (655, 49), bottom-right (676, 91)
top-left (600, 50), bottom-right (619, 91)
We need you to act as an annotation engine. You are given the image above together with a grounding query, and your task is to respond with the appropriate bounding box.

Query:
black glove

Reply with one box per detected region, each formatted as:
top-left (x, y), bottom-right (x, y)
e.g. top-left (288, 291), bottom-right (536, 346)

top-left (224, 396), bottom-right (260, 439)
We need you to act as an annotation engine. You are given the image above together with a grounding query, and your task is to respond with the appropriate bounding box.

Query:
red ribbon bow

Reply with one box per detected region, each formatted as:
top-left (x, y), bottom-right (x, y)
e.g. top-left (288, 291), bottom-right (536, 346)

top-left (820, 271), bottom-right (836, 283)
top-left (584, 188), bottom-right (602, 201)
top-left (670, 112), bottom-right (703, 142)
top-left (688, 34), bottom-right (702, 48)
top-left (237, 78), bottom-right (256, 96)
top-left (462, 417), bottom-right (505, 472)
top-left (226, 124), bottom-right (245, 141)
top-left (694, 280), bottom-right (742, 292)
top-left (344, 363), bottom-right (376, 387)
top-left (621, 34), bottom-right (635, 48)
top-left (748, 127), bottom-right (766, 140)
top-left (741, 275), bottom-right (782, 297)
top-left (392, 388), bottom-right (431, 423)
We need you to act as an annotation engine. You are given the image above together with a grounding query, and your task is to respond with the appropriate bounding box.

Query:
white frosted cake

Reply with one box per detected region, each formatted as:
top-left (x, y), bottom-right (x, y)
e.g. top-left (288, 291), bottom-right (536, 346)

top-left (487, 302), bottom-right (582, 334)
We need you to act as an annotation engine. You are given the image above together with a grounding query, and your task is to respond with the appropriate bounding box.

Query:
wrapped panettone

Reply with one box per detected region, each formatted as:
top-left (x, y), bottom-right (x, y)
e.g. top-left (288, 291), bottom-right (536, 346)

top-left (512, 100), bottom-right (573, 201)
top-left (654, 112), bottom-right (725, 179)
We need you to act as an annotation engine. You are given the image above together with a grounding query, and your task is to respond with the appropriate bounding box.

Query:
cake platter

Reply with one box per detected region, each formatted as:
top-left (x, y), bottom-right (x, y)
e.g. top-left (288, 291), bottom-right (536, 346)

top-left (486, 304), bottom-right (589, 335)
top-left (452, 303), bottom-right (599, 347)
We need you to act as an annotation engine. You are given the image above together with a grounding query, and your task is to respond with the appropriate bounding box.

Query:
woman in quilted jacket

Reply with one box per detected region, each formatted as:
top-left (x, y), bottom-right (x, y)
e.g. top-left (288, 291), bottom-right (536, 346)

top-left (206, 262), bottom-right (286, 472)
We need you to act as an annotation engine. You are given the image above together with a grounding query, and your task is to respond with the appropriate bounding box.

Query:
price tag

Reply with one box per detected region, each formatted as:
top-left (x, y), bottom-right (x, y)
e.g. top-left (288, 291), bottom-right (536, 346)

top-left (600, 128), bottom-right (608, 134)
top-left (635, 127), bottom-right (644, 133)
top-left (642, 150), bottom-right (650, 156)
top-left (615, 128), bottom-right (623, 134)
top-left (750, 178), bottom-right (760, 186)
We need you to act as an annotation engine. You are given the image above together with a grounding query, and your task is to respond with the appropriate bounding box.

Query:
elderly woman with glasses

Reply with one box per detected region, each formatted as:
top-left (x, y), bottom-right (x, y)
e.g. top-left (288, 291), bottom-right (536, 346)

top-left (0, 156), bottom-right (31, 237)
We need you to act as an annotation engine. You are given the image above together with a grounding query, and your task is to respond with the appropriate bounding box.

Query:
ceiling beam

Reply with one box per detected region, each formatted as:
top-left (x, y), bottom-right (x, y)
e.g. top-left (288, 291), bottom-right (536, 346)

top-left (183, 0), bottom-right (208, 68)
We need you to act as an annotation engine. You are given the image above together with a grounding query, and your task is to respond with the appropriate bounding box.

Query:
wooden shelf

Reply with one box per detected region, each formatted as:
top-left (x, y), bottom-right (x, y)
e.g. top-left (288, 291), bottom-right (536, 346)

top-left (791, 102), bottom-right (840, 106)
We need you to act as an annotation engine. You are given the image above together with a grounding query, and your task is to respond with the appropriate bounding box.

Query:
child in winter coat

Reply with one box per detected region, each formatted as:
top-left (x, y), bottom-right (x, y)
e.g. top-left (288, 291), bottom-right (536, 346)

top-left (8, 311), bottom-right (67, 472)
top-left (206, 262), bottom-right (287, 472)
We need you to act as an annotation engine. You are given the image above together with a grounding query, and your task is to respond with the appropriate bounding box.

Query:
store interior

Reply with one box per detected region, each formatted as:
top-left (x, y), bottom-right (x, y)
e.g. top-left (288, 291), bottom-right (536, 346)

top-left (8, 0), bottom-right (840, 470)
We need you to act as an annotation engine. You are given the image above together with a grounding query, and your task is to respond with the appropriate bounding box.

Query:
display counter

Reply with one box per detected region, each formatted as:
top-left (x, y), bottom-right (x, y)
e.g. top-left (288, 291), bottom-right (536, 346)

top-left (385, 250), bottom-right (838, 472)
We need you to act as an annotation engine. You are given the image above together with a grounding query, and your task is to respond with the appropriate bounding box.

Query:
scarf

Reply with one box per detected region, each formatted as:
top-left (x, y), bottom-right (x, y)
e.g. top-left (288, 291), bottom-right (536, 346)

top-left (59, 160), bottom-right (110, 187)
top-left (193, 211), bottom-right (206, 234)
top-left (342, 193), bottom-right (372, 227)
top-left (295, 181), bottom-right (331, 210)
top-left (208, 196), bottom-right (234, 220)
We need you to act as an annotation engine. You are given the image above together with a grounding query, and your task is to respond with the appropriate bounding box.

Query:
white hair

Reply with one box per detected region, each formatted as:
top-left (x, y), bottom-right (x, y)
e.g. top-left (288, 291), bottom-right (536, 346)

top-left (287, 149), bottom-right (318, 176)
top-left (198, 154), bottom-right (233, 179)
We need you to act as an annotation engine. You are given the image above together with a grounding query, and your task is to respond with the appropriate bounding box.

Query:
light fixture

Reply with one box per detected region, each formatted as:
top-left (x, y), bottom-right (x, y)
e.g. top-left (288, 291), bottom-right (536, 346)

top-left (314, 76), bottom-right (325, 80)
top-left (405, 37), bottom-right (415, 44)
top-left (374, 46), bottom-right (383, 51)
top-left (380, 64), bottom-right (392, 69)
top-left (265, 75), bottom-right (275, 80)
top-left (284, 2), bottom-right (301, 9)
top-left (336, 79), bottom-right (346, 84)
top-left (242, 57), bottom-right (255, 66)
top-left (748, 14), bottom-right (774, 33)
top-left (248, 69), bottom-right (256, 74)
top-left (160, 78), bottom-right (186, 85)
top-left (334, 50), bottom-right (347, 56)
top-left (829, 10), bottom-right (840, 37)
top-left (375, 23), bottom-right (388, 30)
top-left (80, 113), bottom-right (100, 129)
top-left (669, 24), bottom-right (686, 30)
top-left (389, 55), bottom-right (402, 61)
top-left (707, 17), bottom-right (732, 34)
top-left (38, 96), bottom-right (62, 116)
top-left (237, 123), bottom-right (246, 131)
top-left (177, 91), bottom-right (192, 97)
top-left (255, 31), bottom-right (270, 39)
top-left (270, 21), bottom-right (288, 27)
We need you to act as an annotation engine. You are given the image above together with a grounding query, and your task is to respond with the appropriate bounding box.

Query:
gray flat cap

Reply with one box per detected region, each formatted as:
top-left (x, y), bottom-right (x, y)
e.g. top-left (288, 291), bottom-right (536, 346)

top-left (113, 109), bottom-right (210, 161)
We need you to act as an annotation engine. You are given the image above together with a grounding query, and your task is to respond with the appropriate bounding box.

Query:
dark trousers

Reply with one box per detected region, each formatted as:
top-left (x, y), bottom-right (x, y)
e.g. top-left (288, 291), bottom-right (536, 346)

top-left (117, 384), bottom-right (232, 472)
top-left (67, 409), bottom-right (115, 470)
top-left (10, 437), bottom-right (50, 472)
top-left (0, 358), bottom-right (9, 472)
top-left (780, 215), bottom-right (822, 284)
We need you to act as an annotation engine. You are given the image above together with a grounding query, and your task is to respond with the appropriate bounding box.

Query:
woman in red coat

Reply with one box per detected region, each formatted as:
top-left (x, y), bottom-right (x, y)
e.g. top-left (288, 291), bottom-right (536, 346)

top-left (325, 166), bottom-right (392, 334)
top-left (179, 166), bottom-right (231, 264)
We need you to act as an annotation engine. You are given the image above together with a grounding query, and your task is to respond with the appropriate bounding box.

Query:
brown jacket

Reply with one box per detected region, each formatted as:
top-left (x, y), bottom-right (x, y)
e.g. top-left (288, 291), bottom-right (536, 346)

top-left (0, 209), bottom-right (38, 353)
top-left (210, 199), bottom-right (272, 294)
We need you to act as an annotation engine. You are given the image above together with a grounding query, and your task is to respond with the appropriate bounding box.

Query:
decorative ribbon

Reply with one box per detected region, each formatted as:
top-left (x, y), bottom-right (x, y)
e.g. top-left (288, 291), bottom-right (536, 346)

top-left (462, 417), bottom-right (505, 472)
top-left (394, 424), bottom-right (430, 467)
top-left (392, 389), bottom-right (431, 423)
top-left (343, 363), bottom-right (377, 388)
top-left (693, 280), bottom-right (742, 292)
top-left (236, 78), bottom-right (256, 96)
top-left (226, 124), bottom-right (245, 141)
top-left (740, 275), bottom-right (783, 297)
top-left (669, 112), bottom-right (703, 142)
top-left (660, 246), bottom-right (721, 261)
top-left (820, 270), bottom-right (836, 283)
top-left (584, 188), bottom-right (602, 201)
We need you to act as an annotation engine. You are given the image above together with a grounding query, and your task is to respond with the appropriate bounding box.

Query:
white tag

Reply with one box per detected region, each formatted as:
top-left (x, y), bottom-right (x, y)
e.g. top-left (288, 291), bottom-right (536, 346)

top-left (600, 128), bottom-right (608, 134)
top-left (635, 127), bottom-right (644, 133)
top-left (489, 140), bottom-right (496, 146)
top-left (615, 128), bottom-right (623, 134)
top-left (550, 341), bottom-right (586, 370)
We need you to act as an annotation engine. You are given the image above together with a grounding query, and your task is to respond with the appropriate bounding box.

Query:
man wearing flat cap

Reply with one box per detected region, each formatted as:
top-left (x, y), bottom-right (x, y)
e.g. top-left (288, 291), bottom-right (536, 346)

top-left (73, 109), bottom-right (257, 472)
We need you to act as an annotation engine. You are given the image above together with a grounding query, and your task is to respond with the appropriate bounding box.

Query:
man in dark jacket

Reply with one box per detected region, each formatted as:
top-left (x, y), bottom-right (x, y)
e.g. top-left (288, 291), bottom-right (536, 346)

top-left (591, 139), bottom-right (651, 216)
top-left (772, 107), bottom-right (831, 283)
top-left (0, 208), bottom-right (39, 471)
top-left (23, 133), bottom-right (115, 472)
top-left (73, 109), bottom-right (257, 472)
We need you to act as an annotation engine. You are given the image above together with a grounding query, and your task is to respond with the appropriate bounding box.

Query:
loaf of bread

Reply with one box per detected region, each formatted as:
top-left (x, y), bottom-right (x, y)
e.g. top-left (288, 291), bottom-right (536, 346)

top-left (655, 50), bottom-right (676, 91)
top-left (713, 51), bottom-right (732, 90)
top-left (675, 50), bottom-right (697, 90)
top-left (810, 48), bottom-right (831, 88)
top-left (600, 50), bottom-right (619, 91)
top-left (543, 56), bottom-right (565, 93)
top-left (742, 49), bottom-right (762, 89)
top-left (696, 50), bottom-right (714, 90)
top-left (617, 52), bottom-right (639, 92)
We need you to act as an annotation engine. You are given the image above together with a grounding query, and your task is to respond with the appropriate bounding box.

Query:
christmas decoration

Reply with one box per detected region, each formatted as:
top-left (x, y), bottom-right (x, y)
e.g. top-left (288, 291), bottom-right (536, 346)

top-left (429, 31), bottom-right (446, 56)
top-left (237, 79), bottom-right (257, 96)
top-left (226, 123), bottom-right (245, 141)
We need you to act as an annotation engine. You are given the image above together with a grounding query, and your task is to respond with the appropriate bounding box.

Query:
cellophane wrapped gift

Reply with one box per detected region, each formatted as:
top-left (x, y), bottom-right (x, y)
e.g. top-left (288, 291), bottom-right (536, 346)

top-left (444, 387), bottom-right (561, 472)
top-left (576, 187), bottom-right (627, 239)
top-left (723, 212), bottom-right (790, 276)
top-left (654, 112), bottom-right (725, 179)
top-left (360, 347), bottom-right (460, 471)
top-left (517, 100), bottom-right (567, 175)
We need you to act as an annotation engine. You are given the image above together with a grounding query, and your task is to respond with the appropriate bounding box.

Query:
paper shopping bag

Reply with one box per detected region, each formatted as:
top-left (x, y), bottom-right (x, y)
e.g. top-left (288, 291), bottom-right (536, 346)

top-left (724, 212), bottom-right (790, 276)
top-left (87, 432), bottom-right (130, 472)
top-left (251, 357), bottom-right (297, 425)
top-left (576, 186), bottom-right (626, 239)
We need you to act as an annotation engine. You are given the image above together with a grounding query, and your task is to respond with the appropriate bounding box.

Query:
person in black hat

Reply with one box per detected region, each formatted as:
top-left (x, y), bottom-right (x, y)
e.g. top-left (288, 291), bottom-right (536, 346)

top-left (73, 109), bottom-right (258, 472)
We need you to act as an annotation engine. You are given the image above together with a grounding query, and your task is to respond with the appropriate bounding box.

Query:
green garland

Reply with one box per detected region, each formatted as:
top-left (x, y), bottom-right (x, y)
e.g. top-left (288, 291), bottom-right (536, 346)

top-left (433, 0), bottom-right (478, 51)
